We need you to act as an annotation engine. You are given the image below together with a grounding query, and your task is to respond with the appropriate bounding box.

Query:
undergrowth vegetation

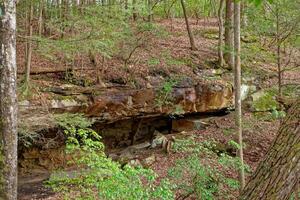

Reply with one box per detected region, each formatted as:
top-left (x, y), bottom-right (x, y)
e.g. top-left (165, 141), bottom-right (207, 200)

top-left (168, 137), bottom-right (245, 200)
top-left (47, 114), bottom-right (246, 199)
top-left (47, 114), bottom-right (174, 200)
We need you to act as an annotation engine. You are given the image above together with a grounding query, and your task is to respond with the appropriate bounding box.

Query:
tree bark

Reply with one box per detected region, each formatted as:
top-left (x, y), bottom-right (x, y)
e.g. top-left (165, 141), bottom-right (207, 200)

top-left (24, 1), bottom-right (34, 91)
top-left (38, 0), bottom-right (44, 37)
top-left (275, 4), bottom-right (282, 98)
top-left (147, 0), bottom-right (152, 22)
top-left (132, 0), bottom-right (137, 21)
top-left (180, 0), bottom-right (197, 51)
top-left (0, 1), bottom-right (18, 199)
top-left (241, 99), bottom-right (300, 200)
top-left (234, 0), bottom-right (245, 191)
top-left (218, 0), bottom-right (225, 67)
top-left (224, 0), bottom-right (234, 69)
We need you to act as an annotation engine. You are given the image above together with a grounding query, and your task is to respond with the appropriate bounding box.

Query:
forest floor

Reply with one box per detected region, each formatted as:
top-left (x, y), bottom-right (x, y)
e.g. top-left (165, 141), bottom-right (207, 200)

top-left (18, 111), bottom-right (279, 200)
top-left (17, 17), bottom-right (298, 199)
top-left (17, 18), bottom-right (222, 93)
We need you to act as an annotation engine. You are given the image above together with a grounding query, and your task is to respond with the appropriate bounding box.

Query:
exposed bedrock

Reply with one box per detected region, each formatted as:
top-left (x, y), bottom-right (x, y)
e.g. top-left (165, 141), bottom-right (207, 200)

top-left (19, 81), bottom-right (232, 129)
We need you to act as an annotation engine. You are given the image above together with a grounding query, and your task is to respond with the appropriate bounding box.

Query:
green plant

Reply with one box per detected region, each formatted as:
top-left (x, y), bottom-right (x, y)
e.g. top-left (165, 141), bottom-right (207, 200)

top-left (252, 90), bottom-right (279, 111)
top-left (222, 128), bottom-right (235, 136)
top-left (147, 57), bottom-right (161, 67)
top-left (155, 78), bottom-right (178, 108)
top-left (18, 124), bottom-right (40, 148)
top-left (168, 137), bottom-right (247, 199)
top-left (47, 114), bottom-right (174, 200)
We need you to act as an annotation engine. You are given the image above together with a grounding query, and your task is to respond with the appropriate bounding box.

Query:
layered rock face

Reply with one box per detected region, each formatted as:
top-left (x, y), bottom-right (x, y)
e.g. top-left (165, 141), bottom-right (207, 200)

top-left (86, 82), bottom-right (232, 120)
top-left (19, 81), bottom-right (233, 130)
top-left (18, 81), bottom-right (233, 171)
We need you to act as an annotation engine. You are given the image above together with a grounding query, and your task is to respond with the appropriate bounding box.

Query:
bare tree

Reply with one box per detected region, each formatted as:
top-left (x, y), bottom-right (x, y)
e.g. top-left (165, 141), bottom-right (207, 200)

top-left (38, 0), bottom-right (44, 37)
top-left (0, 0), bottom-right (18, 199)
top-left (132, 0), bottom-right (137, 21)
top-left (233, 0), bottom-right (245, 191)
top-left (224, 0), bottom-right (234, 69)
top-left (218, 0), bottom-right (225, 67)
top-left (24, 1), bottom-right (34, 93)
top-left (180, 0), bottom-right (197, 50)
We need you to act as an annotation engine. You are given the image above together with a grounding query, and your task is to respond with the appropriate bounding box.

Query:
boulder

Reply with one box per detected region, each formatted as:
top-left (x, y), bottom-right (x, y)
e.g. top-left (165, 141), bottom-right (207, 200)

top-left (151, 131), bottom-right (168, 148)
top-left (241, 84), bottom-right (256, 101)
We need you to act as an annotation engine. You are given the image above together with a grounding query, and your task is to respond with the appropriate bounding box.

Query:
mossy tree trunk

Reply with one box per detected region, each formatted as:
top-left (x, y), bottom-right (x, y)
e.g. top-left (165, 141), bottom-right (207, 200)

top-left (240, 99), bottom-right (300, 200)
top-left (0, 1), bottom-right (18, 199)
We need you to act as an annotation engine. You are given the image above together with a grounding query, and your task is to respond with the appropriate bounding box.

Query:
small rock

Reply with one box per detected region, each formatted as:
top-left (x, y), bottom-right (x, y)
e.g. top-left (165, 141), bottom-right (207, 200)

top-left (146, 82), bottom-right (153, 89)
top-left (142, 155), bottom-right (156, 167)
top-left (130, 141), bottom-right (151, 150)
top-left (107, 153), bottom-right (119, 161)
top-left (50, 99), bottom-right (79, 109)
top-left (127, 159), bottom-right (142, 168)
top-left (61, 84), bottom-right (75, 89)
top-left (241, 84), bottom-right (256, 101)
top-left (119, 148), bottom-right (136, 164)
top-left (251, 90), bottom-right (266, 102)
top-left (127, 96), bottom-right (133, 107)
top-left (19, 100), bottom-right (30, 107)
top-left (151, 131), bottom-right (167, 148)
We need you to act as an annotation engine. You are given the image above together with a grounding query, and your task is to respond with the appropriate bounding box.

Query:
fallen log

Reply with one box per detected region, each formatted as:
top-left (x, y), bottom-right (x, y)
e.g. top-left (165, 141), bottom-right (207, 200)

top-left (17, 67), bottom-right (95, 75)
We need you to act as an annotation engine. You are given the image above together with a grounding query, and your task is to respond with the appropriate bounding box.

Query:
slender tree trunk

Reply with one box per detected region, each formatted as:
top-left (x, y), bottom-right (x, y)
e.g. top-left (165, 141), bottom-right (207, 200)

top-left (275, 4), bottom-right (282, 98)
top-left (147, 0), bottom-right (152, 22)
top-left (132, 0), bottom-right (137, 21)
top-left (88, 50), bottom-right (105, 87)
top-left (180, 0), bottom-right (197, 51)
top-left (233, 0), bottom-right (245, 192)
top-left (224, 0), bottom-right (234, 69)
top-left (24, 2), bottom-right (34, 91)
top-left (38, 0), bottom-right (44, 37)
top-left (218, 0), bottom-right (225, 67)
top-left (241, 99), bottom-right (300, 200)
top-left (241, 1), bottom-right (248, 27)
top-left (0, 1), bottom-right (18, 199)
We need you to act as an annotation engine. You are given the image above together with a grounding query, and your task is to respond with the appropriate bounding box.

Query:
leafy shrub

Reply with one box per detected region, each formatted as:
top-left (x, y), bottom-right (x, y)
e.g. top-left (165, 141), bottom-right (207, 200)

top-left (47, 114), bottom-right (174, 200)
top-left (252, 90), bottom-right (279, 111)
top-left (168, 137), bottom-right (245, 199)
top-left (155, 78), bottom-right (178, 108)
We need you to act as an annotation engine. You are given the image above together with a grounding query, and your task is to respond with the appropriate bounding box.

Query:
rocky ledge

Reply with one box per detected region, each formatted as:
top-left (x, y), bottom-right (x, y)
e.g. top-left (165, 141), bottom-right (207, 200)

top-left (19, 80), bottom-right (233, 132)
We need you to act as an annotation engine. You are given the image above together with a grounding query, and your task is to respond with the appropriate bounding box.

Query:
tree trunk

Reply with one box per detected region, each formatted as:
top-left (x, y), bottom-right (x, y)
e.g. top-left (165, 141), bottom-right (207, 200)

top-left (180, 0), bottom-right (197, 51)
top-left (233, 0), bottom-right (245, 191)
top-left (24, 2), bottom-right (34, 92)
top-left (0, 1), bottom-right (18, 199)
top-left (132, 0), bottom-right (137, 21)
top-left (38, 0), bottom-right (44, 37)
top-left (218, 0), bottom-right (225, 67)
top-left (224, 0), bottom-right (234, 69)
top-left (147, 0), bottom-right (152, 22)
top-left (241, 99), bottom-right (300, 200)
top-left (275, 4), bottom-right (282, 98)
